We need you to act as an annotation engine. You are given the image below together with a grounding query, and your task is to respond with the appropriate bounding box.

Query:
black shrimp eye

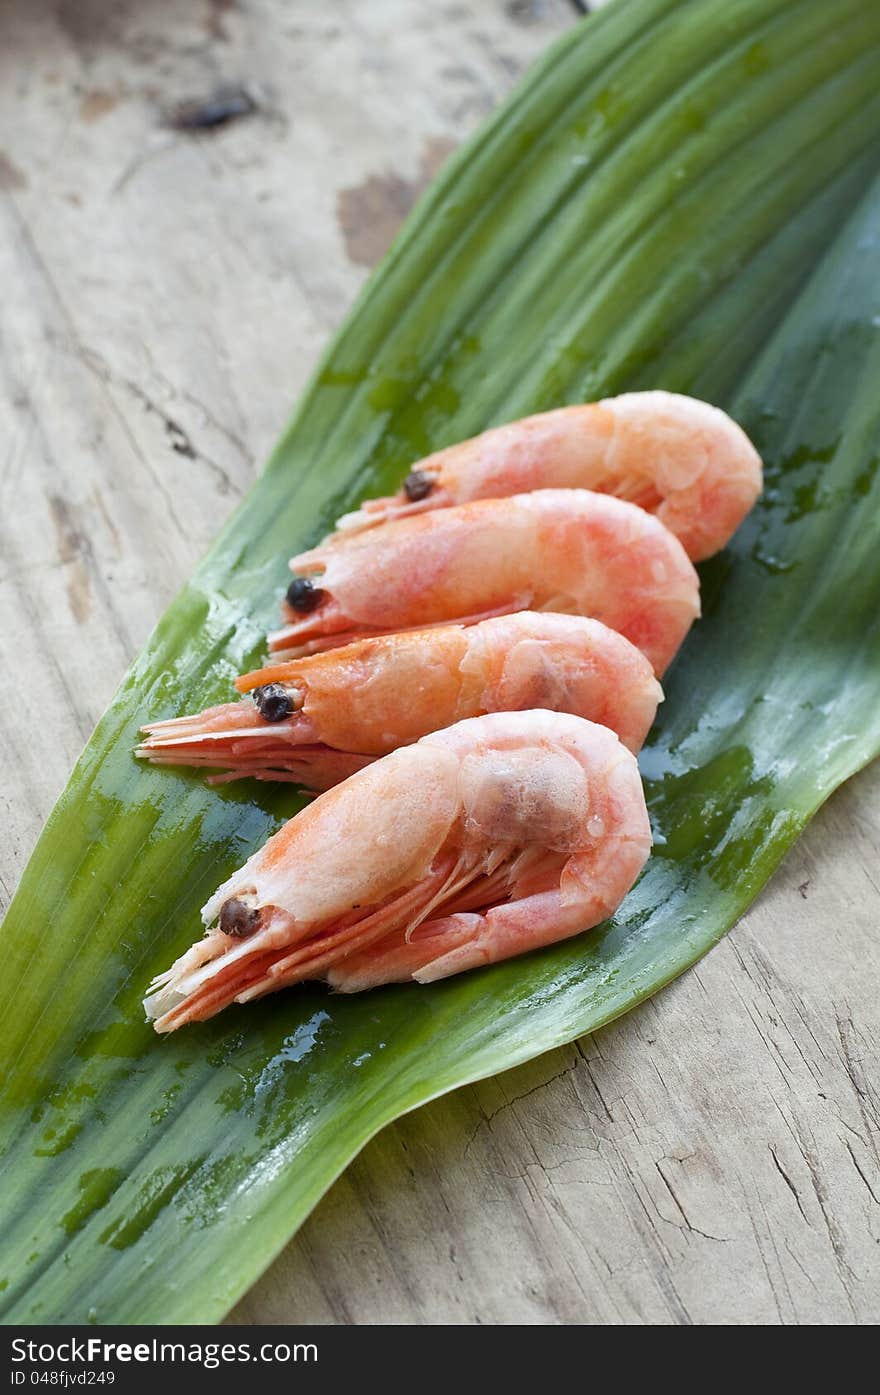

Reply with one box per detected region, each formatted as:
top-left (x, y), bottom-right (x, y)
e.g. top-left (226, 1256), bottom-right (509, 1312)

top-left (286, 576), bottom-right (325, 612)
top-left (219, 898), bottom-right (261, 938)
top-left (403, 469), bottom-right (434, 502)
top-left (252, 683), bottom-right (294, 723)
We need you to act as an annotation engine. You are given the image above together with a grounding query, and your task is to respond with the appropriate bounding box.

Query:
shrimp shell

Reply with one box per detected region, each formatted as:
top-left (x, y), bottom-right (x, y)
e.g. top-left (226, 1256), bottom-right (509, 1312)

top-left (334, 392), bottom-right (762, 562)
top-left (144, 711), bottom-right (652, 1030)
top-left (136, 612), bottom-right (662, 788)
top-left (273, 488), bottom-right (700, 677)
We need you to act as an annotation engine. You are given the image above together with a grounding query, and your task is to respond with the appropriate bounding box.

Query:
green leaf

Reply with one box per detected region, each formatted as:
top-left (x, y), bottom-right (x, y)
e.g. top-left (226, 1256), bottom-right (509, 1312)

top-left (2, 0), bottom-right (880, 1324)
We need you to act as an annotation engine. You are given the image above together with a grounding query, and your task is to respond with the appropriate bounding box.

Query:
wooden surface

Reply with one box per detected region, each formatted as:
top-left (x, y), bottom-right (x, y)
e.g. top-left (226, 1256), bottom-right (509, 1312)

top-left (2, 0), bottom-right (878, 1326)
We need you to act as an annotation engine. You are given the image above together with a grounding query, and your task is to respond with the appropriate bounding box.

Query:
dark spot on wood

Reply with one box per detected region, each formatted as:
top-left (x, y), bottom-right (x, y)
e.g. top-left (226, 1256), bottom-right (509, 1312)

top-left (79, 90), bottom-right (120, 124)
top-left (48, 496), bottom-right (93, 625)
top-left (0, 152), bottom-right (27, 190)
top-left (56, 0), bottom-right (107, 46)
top-left (165, 85), bottom-right (257, 133)
top-left (337, 136), bottom-right (457, 268)
top-left (166, 418), bottom-right (196, 457)
top-left (204, 0), bottom-right (235, 42)
top-left (49, 496), bottom-right (83, 567)
top-left (122, 379), bottom-right (199, 461)
top-left (67, 563), bottom-right (93, 625)
top-left (505, 0), bottom-right (557, 23)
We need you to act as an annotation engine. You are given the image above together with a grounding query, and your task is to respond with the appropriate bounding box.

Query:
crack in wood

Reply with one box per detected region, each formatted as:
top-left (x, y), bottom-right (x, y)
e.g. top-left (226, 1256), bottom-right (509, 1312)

top-left (769, 1145), bottom-right (809, 1225)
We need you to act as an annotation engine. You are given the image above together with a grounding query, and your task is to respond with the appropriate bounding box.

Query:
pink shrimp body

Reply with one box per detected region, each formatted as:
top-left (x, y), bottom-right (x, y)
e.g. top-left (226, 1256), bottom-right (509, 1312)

top-left (273, 489), bottom-right (700, 677)
top-left (335, 392), bottom-right (762, 562)
top-left (144, 711), bottom-right (651, 1031)
top-left (136, 613), bottom-right (662, 788)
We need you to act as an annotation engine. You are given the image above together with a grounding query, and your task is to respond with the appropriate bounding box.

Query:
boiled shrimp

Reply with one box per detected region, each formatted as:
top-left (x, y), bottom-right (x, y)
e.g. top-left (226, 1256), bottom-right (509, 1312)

top-left (144, 710), bottom-right (651, 1030)
top-left (335, 392), bottom-right (762, 562)
top-left (137, 612), bottom-right (662, 788)
top-left (273, 488), bottom-right (700, 677)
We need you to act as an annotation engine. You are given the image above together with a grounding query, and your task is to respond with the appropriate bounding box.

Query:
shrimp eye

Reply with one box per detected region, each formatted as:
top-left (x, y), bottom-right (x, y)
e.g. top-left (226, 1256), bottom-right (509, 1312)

top-left (252, 683), bottom-right (294, 723)
top-left (403, 469), bottom-right (434, 502)
top-left (219, 898), bottom-right (261, 938)
top-left (286, 576), bottom-right (325, 612)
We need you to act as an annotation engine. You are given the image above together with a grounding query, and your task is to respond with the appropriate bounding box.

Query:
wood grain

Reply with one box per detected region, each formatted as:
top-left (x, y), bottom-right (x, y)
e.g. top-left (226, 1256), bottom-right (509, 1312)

top-left (1, 0), bottom-right (877, 1325)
